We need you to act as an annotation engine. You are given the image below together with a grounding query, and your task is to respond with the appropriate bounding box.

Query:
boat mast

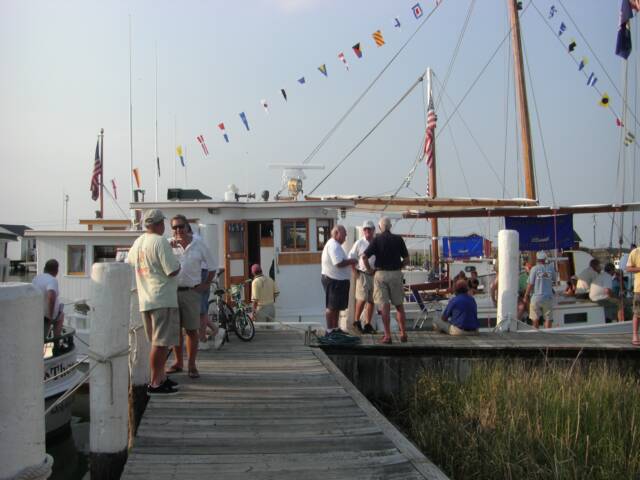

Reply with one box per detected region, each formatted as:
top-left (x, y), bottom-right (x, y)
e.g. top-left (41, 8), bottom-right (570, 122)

top-left (129, 15), bottom-right (136, 227)
top-left (154, 44), bottom-right (159, 201)
top-left (507, 0), bottom-right (536, 201)
top-left (426, 68), bottom-right (440, 274)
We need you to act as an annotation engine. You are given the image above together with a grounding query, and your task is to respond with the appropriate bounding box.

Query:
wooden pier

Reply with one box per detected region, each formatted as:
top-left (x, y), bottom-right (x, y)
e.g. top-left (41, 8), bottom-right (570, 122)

top-left (121, 330), bottom-right (447, 480)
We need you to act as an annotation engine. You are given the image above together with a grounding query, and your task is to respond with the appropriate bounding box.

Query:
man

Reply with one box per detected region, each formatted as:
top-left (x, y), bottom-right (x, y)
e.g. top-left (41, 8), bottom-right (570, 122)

top-left (167, 214), bottom-right (215, 379)
top-left (625, 244), bottom-right (640, 346)
top-left (524, 250), bottom-right (555, 329)
top-left (620, 243), bottom-right (636, 292)
top-left (348, 220), bottom-right (377, 334)
top-left (363, 216), bottom-right (409, 344)
top-left (433, 279), bottom-right (479, 335)
top-left (321, 225), bottom-right (357, 334)
top-left (128, 209), bottom-right (181, 395)
top-left (575, 259), bottom-right (601, 299)
top-left (32, 259), bottom-right (64, 344)
top-left (589, 262), bottom-right (624, 323)
top-left (251, 263), bottom-right (279, 323)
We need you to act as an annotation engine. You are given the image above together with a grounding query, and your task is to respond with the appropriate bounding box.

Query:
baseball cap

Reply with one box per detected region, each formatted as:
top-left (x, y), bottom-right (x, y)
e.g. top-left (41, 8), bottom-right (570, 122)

top-left (536, 250), bottom-right (547, 260)
top-left (362, 220), bottom-right (375, 230)
top-left (143, 209), bottom-right (165, 226)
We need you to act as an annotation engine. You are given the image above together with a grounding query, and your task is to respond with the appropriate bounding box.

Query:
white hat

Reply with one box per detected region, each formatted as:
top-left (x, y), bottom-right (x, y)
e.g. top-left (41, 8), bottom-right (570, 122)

top-left (362, 220), bottom-right (375, 230)
top-left (536, 250), bottom-right (547, 261)
top-left (143, 209), bottom-right (165, 226)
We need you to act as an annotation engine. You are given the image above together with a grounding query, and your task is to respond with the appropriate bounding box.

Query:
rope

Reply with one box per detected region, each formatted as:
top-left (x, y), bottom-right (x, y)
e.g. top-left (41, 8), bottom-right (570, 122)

top-left (44, 366), bottom-right (94, 416)
top-left (87, 347), bottom-right (130, 405)
top-left (44, 355), bottom-right (89, 384)
top-left (1, 455), bottom-right (53, 480)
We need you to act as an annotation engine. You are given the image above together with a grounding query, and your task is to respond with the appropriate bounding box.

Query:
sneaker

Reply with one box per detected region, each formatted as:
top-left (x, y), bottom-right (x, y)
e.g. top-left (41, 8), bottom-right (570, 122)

top-left (213, 328), bottom-right (226, 350)
top-left (163, 378), bottom-right (178, 388)
top-left (198, 340), bottom-right (211, 351)
top-left (352, 320), bottom-right (363, 333)
top-left (147, 383), bottom-right (179, 396)
top-left (362, 324), bottom-right (376, 334)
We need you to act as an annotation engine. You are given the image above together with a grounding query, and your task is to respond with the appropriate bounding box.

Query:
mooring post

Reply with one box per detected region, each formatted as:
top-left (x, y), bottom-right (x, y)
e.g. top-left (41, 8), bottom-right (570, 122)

top-left (89, 263), bottom-right (131, 480)
top-left (496, 229), bottom-right (520, 332)
top-left (128, 287), bottom-right (150, 447)
top-left (0, 283), bottom-right (52, 480)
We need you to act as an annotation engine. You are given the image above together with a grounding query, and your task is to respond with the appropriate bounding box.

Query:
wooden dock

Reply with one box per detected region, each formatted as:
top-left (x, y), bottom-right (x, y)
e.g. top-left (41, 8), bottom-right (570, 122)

top-left (121, 330), bottom-right (447, 480)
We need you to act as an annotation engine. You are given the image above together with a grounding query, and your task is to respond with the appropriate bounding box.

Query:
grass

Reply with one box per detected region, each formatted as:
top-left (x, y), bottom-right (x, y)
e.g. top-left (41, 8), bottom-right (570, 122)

top-left (393, 360), bottom-right (640, 480)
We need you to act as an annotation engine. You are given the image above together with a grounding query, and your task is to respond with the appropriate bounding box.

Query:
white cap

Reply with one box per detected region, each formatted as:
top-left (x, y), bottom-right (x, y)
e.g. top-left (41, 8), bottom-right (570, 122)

top-left (536, 250), bottom-right (547, 261)
top-left (362, 220), bottom-right (375, 230)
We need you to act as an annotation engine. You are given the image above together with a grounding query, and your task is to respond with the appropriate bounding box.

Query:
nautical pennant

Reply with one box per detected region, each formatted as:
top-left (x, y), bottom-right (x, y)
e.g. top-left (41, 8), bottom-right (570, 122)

top-left (394, 17), bottom-right (401, 29)
top-left (111, 179), bottom-right (117, 200)
top-left (218, 123), bottom-right (229, 143)
top-left (176, 145), bottom-right (185, 166)
top-left (338, 52), bottom-right (350, 71)
top-left (412, 3), bottom-right (423, 19)
top-left (599, 93), bottom-right (610, 107)
top-left (625, 131), bottom-right (636, 146)
top-left (261, 99), bottom-right (269, 114)
top-left (281, 88), bottom-right (287, 101)
top-left (298, 77), bottom-right (306, 84)
top-left (196, 134), bottom-right (210, 156)
top-left (156, 156), bottom-right (161, 177)
top-left (617, 118), bottom-right (625, 127)
top-left (568, 39), bottom-right (577, 53)
top-left (549, 5), bottom-right (557, 18)
top-left (578, 57), bottom-right (588, 71)
top-left (616, 0), bottom-right (639, 59)
top-left (132, 168), bottom-right (141, 189)
top-left (318, 64), bottom-right (328, 77)
top-left (372, 30), bottom-right (385, 47)
top-left (352, 43), bottom-right (363, 58)
top-left (558, 22), bottom-right (566, 36)
top-left (239, 112), bottom-right (250, 131)
top-left (587, 73), bottom-right (597, 86)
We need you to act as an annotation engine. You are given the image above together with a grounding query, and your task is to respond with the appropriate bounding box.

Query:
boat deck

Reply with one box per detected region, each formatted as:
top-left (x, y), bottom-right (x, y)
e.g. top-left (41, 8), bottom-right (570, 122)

top-left (121, 330), bottom-right (447, 480)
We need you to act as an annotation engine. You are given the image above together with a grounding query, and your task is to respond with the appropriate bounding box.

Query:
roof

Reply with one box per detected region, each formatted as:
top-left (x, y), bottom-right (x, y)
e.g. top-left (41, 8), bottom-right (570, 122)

top-left (25, 230), bottom-right (140, 239)
top-left (0, 226), bottom-right (18, 241)
top-left (0, 224), bottom-right (32, 237)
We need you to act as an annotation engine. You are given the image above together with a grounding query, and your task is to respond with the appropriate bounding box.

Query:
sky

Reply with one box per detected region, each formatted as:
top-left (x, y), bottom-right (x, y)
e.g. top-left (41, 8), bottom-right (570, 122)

top-left (1, 0), bottom-right (638, 249)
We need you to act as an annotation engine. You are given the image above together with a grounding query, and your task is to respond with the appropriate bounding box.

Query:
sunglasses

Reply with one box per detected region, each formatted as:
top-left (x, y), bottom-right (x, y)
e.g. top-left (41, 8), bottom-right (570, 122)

top-left (171, 224), bottom-right (186, 230)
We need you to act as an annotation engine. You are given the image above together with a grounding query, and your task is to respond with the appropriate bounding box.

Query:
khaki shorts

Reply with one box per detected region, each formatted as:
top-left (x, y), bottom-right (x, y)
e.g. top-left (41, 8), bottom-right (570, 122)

top-left (433, 318), bottom-right (478, 335)
top-left (373, 270), bottom-right (405, 306)
top-left (355, 271), bottom-right (374, 303)
top-left (633, 293), bottom-right (640, 316)
top-left (178, 289), bottom-right (201, 331)
top-left (143, 308), bottom-right (179, 347)
top-left (530, 297), bottom-right (553, 322)
top-left (255, 303), bottom-right (276, 322)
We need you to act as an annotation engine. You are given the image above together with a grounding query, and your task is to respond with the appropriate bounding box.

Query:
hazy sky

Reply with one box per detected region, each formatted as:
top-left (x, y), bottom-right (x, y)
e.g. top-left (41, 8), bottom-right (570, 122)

top-left (1, 0), bottom-right (638, 248)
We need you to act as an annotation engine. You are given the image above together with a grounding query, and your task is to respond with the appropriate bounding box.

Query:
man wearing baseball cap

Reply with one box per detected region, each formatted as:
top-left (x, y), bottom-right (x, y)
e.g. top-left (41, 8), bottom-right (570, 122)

top-left (250, 263), bottom-right (279, 323)
top-left (523, 250), bottom-right (555, 329)
top-left (348, 220), bottom-right (377, 334)
top-left (128, 209), bottom-right (181, 395)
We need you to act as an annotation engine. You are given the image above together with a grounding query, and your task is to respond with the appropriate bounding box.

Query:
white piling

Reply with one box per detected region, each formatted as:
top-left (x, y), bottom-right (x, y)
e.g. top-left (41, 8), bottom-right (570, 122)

top-left (89, 263), bottom-right (131, 479)
top-left (128, 287), bottom-right (150, 446)
top-left (0, 283), bottom-right (52, 480)
top-left (496, 230), bottom-right (520, 332)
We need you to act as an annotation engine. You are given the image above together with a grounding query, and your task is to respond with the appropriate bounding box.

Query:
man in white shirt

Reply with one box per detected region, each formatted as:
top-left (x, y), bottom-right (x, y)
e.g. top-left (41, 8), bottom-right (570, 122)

top-left (348, 220), bottom-right (376, 334)
top-left (32, 259), bottom-right (64, 341)
top-left (589, 262), bottom-right (623, 322)
top-left (321, 225), bottom-right (357, 334)
top-left (167, 214), bottom-right (216, 379)
top-left (575, 259), bottom-right (601, 299)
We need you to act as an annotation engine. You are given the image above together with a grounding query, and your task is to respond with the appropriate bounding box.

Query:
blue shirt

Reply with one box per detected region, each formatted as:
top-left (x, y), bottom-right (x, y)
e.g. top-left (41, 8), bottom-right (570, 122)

top-left (442, 293), bottom-right (479, 330)
top-left (528, 264), bottom-right (555, 299)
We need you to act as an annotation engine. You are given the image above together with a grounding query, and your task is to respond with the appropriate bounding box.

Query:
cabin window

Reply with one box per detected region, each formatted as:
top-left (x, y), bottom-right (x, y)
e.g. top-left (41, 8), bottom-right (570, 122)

top-left (227, 222), bottom-right (245, 254)
top-left (67, 245), bottom-right (86, 275)
top-left (282, 220), bottom-right (308, 251)
top-left (564, 312), bottom-right (588, 324)
top-left (94, 245), bottom-right (128, 263)
top-left (316, 219), bottom-right (334, 251)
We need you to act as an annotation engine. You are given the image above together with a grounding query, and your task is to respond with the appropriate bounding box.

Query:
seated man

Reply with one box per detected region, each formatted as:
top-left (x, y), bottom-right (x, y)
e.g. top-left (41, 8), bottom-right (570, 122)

top-left (433, 280), bottom-right (479, 335)
top-left (575, 259), bottom-right (601, 299)
top-left (251, 263), bottom-right (279, 323)
top-left (589, 262), bottom-right (623, 322)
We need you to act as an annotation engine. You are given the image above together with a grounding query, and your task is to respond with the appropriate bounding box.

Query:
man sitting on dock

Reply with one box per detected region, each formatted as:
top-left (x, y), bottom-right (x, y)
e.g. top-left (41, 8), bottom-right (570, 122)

top-left (524, 251), bottom-right (555, 329)
top-left (128, 209), bottom-right (181, 395)
top-left (251, 263), bottom-right (279, 323)
top-left (433, 279), bottom-right (479, 335)
top-left (589, 262), bottom-right (623, 323)
top-left (575, 259), bottom-right (601, 299)
top-left (32, 259), bottom-right (64, 342)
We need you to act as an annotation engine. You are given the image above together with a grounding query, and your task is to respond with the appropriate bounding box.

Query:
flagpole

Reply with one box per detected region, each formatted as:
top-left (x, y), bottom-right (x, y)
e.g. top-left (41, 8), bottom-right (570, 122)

top-left (426, 68), bottom-right (440, 275)
top-left (173, 115), bottom-right (177, 187)
top-left (99, 128), bottom-right (104, 218)
top-left (154, 43), bottom-right (159, 201)
top-left (129, 15), bottom-right (136, 226)
top-left (184, 145), bottom-right (187, 187)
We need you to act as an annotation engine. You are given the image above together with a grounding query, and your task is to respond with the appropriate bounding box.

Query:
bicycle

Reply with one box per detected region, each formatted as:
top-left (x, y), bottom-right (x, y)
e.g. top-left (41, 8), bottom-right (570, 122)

top-left (208, 272), bottom-right (256, 342)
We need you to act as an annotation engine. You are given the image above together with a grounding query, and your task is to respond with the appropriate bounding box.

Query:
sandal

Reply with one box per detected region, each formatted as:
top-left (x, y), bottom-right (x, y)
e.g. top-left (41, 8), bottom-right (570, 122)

top-left (379, 337), bottom-right (392, 345)
top-left (632, 340), bottom-right (640, 347)
top-left (165, 365), bottom-right (183, 374)
top-left (400, 334), bottom-right (408, 343)
top-left (188, 368), bottom-right (200, 379)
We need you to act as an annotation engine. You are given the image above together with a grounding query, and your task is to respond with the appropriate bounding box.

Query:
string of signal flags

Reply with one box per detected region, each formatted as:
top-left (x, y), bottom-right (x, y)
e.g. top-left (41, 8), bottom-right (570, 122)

top-left (546, 1), bottom-right (638, 147)
top-left (174, 1), bottom-right (442, 166)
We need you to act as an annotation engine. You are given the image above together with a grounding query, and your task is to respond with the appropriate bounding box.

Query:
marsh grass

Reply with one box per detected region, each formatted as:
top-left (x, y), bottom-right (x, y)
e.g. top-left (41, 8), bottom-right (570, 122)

top-left (393, 361), bottom-right (640, 479)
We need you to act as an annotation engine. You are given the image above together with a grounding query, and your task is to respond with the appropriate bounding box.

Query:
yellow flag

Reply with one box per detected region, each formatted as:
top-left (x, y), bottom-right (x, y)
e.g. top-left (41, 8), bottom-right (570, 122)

top-left (372, 30), bottom-right (385, 47)
top-left (176, 145), bottom-right (183, 156)
top-left (599, 93), bottom-right (610, 107)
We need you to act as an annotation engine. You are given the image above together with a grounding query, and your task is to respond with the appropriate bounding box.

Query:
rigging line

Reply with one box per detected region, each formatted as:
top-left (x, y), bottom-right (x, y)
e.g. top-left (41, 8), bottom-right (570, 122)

top-left (606, 212), bottom-right (632, 245)
top-left (301, 2), bottom-right (444, 166)
top-left (435, 0), bottom-right (477, 111)
top-left (307, 75), bottom-right (424, 195)
top-left (556, 0), bottom-right (640, 130)
top-left (502, 14), bottom-right (513, 199)
top-left (433, 74), bottom-right (514, 198)
top-left (434, 1), bottom-right (532, 137)
top-left (381, 133), bottom-right (426, 212)
top-left (530, 2), bottom-right (623, 125)
top-left (100, 181), bottom-right (129, 220)
top-left (521, 31), bottom-right (556, 205)
top-left (620, 60), bottom-right (630, 245)
top-left (633, 22), bottom-right (638, 242)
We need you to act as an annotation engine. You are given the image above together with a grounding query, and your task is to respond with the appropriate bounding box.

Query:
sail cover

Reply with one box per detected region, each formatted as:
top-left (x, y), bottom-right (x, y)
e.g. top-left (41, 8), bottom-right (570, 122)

top-left (442, 234), bottom-right (485, 259)
top-left (505, 214), bottom-right (574, 251)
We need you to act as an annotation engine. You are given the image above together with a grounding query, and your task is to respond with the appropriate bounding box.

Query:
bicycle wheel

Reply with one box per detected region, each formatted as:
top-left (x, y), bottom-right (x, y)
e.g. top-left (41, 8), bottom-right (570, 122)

top-left (233, 310), bottom-right (255, 341)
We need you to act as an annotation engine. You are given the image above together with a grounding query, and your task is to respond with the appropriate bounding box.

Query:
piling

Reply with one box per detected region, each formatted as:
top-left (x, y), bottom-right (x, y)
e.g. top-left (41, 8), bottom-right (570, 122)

top-left (0, 283), bottom-right (52, 480)
top-left (496, 229), bottom-right (520, 332)
top-left (89, 263), bottom-right (131, 480)
top-left (128, 288), bottom-right (149, 446)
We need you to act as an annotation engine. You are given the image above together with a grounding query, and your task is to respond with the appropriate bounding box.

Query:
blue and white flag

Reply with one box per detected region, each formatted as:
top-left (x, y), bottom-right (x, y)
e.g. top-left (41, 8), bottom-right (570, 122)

top-left (239, 112), bottom-right (250, 131)
top-left (549, 5), bottom-right (557, 18)
top-left (394, 16), bottom-right (401, 28)
top-left (587, 73), bottom-right (597, 86)
top-left (558, 22), bottom-right (566, 36)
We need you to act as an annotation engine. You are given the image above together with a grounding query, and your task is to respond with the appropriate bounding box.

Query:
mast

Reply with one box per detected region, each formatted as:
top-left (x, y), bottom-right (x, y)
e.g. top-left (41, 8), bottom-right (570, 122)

top-left (426, 68), bottom-right (440, 274)
top-left (129, 15), bottom-right (136, 226)
top-left (99, 128), bottom-right (104, 218)
top-left (507, 0), bottom-right (536, 201)
top-left (154, 44), bottom-right (159, 201)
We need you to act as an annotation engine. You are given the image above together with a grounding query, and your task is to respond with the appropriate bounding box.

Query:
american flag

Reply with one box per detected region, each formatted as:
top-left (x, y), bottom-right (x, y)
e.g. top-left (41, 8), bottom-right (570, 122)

top-left (424, 97), bottom-right (437, 169)
top-left (90, 139), bottom-right (101, 201)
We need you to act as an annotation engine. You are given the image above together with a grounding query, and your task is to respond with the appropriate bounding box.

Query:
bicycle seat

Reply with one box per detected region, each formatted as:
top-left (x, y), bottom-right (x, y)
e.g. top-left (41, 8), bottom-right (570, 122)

top-left (214, 289), bottom-right (225, 296)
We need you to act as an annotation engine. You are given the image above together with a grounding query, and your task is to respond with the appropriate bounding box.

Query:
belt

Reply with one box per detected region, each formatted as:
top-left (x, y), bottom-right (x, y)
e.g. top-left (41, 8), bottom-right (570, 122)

top-left (358, 270), bottom-right (373, 276)
top-left (178, 286), bottom-right (196, 291)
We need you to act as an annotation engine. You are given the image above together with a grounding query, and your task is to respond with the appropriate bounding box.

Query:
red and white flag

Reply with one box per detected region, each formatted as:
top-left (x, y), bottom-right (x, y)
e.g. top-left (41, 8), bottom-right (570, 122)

top-left (196, 134), bottom-right (209, 156)
top-left (424, 97), bottom-right (437, 169)
top-left (111, 179), bottom-right (117, 200)
top-left (338, 52), bottom-right (350, 71)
